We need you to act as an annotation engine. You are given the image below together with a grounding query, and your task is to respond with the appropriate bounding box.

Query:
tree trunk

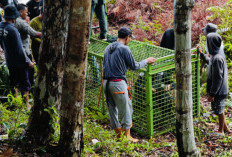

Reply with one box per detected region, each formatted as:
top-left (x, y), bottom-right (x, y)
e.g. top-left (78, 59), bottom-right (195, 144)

top-left (174, 0), bottom-right (199, 156)
top-left (26, 0), bottom-right (71, 145)
top-left (58, 0), bottom-right (90, 156)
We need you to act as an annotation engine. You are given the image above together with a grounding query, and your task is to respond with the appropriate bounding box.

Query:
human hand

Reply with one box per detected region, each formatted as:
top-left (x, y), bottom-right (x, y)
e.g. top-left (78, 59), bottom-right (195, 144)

top-left (196, 45), bottom-right (203, 54)
top-left (26, 16), bottom-right (30, 23)
top-left (29, 62), bottom-right (35, 68)
top-left (208, 96), bottom-right (214, 102)
top-left (146, 57), bottom-right (156, 64)
top-left (36, 32), bottom-right (42, 38)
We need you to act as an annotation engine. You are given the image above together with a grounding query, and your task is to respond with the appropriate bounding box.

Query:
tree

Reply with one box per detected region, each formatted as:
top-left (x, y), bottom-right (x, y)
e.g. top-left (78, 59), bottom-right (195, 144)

top-left (26, 0), bottom-right (71, 145)
top-left (174, 0), bottom-right (199, 156)
top-left (58, 0), bottom-right (91, 156)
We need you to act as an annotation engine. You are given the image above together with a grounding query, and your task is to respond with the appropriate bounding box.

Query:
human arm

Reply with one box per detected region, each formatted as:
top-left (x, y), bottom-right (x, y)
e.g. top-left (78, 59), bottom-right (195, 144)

top-left (20, 19), bottom-right (41, 38)
top-left (12, 28), bottom-right (33, 67)
top-left (124, 48), bottom-right (156, 70)
top-left (196, 45), bottom-right (210, 65)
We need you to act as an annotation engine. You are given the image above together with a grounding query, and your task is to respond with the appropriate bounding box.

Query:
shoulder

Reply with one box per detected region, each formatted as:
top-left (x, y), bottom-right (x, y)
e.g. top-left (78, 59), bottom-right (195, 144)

top-left (119, 44), bottom-right (131, 52)
top-left (213, 54), bottom-right (225, 64)
top-left (16, 18), bottom-right (24, 26)
top-left (30, 17), bottom-right (39, 24)
top-left (214, 54), bottom-right (224, 60)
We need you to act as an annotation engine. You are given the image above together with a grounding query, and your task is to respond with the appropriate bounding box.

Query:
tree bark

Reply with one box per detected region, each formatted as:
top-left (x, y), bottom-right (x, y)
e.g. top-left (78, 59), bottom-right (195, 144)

top-left (58, 0), bottom-right (90, 156)
top-left (174, 0), bottom-right (199, 156)
top-left (26, 0), bottom-right (71, 145)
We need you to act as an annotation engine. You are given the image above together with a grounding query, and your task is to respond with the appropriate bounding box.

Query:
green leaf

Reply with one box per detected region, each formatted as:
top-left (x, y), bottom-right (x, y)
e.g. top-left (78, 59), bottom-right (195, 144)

top-left (8, 129), bottom-right (16, 138)
top-left (2, 122), bottom-right (10, 130)
top-left (18, 123), bottom-right (27, 129)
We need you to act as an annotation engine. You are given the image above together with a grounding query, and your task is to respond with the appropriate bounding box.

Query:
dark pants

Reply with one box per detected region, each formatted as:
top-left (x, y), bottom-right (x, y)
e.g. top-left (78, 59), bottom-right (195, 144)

top-left (90, 1), bottom-right (107, 39)
top-left (28, 54), bottom-right (35, 86)
top-left (8, 66), bottom-right (31, 92)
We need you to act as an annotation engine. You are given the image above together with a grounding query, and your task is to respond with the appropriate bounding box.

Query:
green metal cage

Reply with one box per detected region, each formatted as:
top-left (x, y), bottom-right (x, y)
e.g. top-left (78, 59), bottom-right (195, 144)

top-left (85, 36), bottom-right (200, 136)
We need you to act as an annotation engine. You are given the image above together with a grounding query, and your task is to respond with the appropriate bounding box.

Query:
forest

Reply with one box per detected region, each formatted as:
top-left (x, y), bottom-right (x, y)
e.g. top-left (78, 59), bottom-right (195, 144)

top-left (1, 0), bottom-right (232, 156)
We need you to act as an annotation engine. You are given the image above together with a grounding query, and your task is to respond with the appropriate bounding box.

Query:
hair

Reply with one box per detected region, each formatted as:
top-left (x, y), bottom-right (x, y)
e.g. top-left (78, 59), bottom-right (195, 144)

top-left (17, 3), bottom-right (27, 11)
top-left (118, 27), bottom-right (132, 39)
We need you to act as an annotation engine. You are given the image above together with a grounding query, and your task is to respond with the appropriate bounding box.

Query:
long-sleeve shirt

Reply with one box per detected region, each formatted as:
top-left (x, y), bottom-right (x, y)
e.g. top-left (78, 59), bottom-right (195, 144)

top-left (29, 16), bottom-right (42, 63)
top-left (15, 17), bottom-right (37, 56)
top-left (0, 22), bottom-right (31, 68)
top-left (103, 42), bottom-right (147, 81)
top-left (201, 32), bottom-right (228, 97)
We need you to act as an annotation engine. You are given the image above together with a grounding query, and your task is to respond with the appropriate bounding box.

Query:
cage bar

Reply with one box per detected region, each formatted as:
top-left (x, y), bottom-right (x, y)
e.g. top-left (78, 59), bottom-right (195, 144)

top-left (85, 36), bottom-right (200, 136)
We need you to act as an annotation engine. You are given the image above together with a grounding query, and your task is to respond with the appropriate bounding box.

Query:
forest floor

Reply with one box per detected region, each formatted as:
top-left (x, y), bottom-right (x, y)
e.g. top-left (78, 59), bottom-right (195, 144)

top-left (1, 95), bottom-right (232, 156)
top-left (83, 96), bottom-right (232, 157)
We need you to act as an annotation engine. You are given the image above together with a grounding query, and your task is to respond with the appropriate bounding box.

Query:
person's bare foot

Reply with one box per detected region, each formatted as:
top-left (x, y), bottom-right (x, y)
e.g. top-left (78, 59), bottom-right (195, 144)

top-left (224, 129), bottom-right (232, 134)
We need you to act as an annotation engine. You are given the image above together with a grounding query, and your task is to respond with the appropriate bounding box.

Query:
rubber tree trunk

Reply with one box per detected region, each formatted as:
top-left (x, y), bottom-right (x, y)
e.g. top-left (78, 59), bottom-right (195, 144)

top-left (58, 0), bottom-right (90, 156)
top-left (26, 0), bottom-right (70, 145)
top-left (174, 0), bottom-right (199, 156)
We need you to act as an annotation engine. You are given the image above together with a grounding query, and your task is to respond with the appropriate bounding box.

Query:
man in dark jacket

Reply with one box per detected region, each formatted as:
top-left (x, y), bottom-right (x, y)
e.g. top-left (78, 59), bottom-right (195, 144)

top-left (160, 28), bottom-right (174, 50)
top-left (26, 0), bottom-right (40, 20)
top-left (0, 5), bottom-right (34, 108)
top-left (198, 32), bottom-right (231, 134)
top-left (103, 27), bottom-right (156, 142)
top-left (90, 0), bottom-right (107, 40)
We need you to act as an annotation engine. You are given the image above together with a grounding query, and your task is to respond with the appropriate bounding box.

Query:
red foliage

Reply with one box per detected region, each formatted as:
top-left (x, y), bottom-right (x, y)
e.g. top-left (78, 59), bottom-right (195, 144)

top-left (107, 0), bottom-right (227, 45)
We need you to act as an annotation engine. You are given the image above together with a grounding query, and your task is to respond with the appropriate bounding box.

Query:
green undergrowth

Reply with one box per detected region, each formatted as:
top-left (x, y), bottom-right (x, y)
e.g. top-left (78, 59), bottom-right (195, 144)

top-left (84, 105), bottom-right (177, 156)
top-left (0, 94), bottom-right (30, 141)
top-left (84, 95), bottom-right (232, 156)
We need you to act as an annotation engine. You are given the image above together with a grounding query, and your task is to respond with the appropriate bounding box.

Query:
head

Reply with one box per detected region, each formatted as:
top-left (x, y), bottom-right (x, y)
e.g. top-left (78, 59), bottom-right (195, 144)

top-left (118, 27), bottom-right (134, 45)
top-left (207, 32), bottom-right (222, 56)
top-left (202, 23), bottom-right (217, 35)
top-left (4, 5), bottom-right (19, 23)
top-left (17, 4), bottom-right (28, 20)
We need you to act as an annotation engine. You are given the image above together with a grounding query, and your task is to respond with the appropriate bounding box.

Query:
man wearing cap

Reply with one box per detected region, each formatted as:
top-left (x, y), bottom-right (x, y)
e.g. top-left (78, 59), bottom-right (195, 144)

top-left (90, 0), bottom-right (107, 40)
top-left (15, 3), bottom-right (41, 86)
top-left (103, 27), bottom-right (156, 142)
top-left (0, 5), bottom-right (34, 108)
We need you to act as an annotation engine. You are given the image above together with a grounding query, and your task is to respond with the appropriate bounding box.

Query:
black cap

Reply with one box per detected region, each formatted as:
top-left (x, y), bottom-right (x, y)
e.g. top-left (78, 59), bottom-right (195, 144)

top-left (118, 27), bottom-right (135, 39)
top-left (202, 23), bottom-right (217, 35)
top-left (4, 5), bottom-right (19, 19)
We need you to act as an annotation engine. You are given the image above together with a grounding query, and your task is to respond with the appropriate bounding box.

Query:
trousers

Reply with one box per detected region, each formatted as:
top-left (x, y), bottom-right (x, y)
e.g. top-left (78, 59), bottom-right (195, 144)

top-left (103, 80), bottom-right (133, 130)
